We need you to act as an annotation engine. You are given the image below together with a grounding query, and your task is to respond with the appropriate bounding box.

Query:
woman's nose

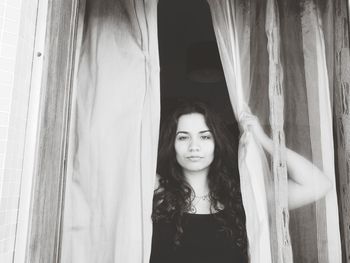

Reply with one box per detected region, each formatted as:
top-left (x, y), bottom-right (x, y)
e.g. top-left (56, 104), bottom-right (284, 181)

top-left (189, 139), bottom-right (200, 151)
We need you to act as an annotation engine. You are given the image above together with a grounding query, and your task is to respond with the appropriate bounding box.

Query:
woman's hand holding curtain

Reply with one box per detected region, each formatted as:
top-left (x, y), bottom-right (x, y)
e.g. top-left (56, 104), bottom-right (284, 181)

top-left (239, 112), bottom-right (332, 210)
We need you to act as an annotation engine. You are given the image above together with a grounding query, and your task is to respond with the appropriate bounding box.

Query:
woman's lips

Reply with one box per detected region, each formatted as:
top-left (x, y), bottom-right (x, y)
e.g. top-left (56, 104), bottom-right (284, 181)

top-left (187, 156), bottom-right (203, 161)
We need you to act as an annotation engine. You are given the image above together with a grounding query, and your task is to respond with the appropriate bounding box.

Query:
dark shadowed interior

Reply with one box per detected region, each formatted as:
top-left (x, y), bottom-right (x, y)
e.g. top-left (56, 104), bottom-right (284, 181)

top-left (157, 0), bottom-right (237, 131)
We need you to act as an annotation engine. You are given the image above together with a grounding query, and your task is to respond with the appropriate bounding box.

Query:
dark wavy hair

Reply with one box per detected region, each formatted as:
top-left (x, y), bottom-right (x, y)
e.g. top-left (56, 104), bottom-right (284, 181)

top-left (152, 101), bottom-right (248, 257)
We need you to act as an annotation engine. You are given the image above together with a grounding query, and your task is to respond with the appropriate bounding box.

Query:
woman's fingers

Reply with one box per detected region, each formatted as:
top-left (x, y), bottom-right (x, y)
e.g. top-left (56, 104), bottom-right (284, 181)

top-left (239, 112), bottom-right (270, 145)
top-left (239, 111), bottom-right (259, 131)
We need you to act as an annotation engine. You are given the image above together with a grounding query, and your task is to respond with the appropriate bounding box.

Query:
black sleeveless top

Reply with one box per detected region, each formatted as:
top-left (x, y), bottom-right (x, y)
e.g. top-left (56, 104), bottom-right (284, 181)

top-left (150, 210), bottom-right (247, 263)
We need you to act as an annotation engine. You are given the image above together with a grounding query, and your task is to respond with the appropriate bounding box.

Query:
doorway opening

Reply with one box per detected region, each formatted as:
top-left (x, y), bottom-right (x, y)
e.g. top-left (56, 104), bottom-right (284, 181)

top-left (157, 0), bottom-right (239, 141)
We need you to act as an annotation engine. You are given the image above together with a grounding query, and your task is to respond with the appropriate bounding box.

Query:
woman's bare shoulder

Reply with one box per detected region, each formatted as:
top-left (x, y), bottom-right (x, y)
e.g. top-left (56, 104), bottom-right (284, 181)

top-left (154, 173), bottom-right (161, 190)
top-left (154, 174), bottom-right (165, 206)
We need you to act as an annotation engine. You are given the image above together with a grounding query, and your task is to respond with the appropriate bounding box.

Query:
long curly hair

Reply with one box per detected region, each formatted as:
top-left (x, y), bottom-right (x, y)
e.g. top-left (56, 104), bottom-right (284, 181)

top-left (152, 101), bottom-right (248, 257)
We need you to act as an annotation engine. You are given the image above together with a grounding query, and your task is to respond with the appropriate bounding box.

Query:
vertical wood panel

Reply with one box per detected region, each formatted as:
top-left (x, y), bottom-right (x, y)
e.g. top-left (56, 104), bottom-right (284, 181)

top-left (277, 1), bottom-right (319, 261)
top-left (334, 0), bottom-right (350, 262)
top-left (299, 1), bottom-right (342, 262)
top-left (265, 0), bottom-right (293, 262)
top-left (26, 0), bottom-right (80, 262)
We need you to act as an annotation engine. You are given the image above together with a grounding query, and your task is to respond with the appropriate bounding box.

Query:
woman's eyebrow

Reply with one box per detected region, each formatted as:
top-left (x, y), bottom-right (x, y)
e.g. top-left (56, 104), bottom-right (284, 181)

top-left (176, 130), bottom-right (211, 135)
top-left (176, 131), bottom-right (189, 135)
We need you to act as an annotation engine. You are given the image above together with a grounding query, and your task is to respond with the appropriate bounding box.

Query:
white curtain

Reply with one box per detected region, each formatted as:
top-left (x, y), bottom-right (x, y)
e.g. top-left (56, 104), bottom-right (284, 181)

top-left (208, 0), bottom-right (342, 262)
top-left (61, 0), bottom-right (160, 262)
top-left (207, 0), bottom-right (272, 262)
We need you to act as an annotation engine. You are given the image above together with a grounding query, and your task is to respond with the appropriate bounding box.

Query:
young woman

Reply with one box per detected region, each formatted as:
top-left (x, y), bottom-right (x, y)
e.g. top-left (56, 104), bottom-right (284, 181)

top-left (149, 101), bottom-right (332, 263)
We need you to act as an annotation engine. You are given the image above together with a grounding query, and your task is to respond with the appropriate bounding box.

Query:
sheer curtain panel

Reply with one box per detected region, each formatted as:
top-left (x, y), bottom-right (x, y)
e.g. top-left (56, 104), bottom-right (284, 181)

top-left (208, 0), bottom-right (342, 262)
top-left (207, 1), bottom-right (273, 262)
top-left (61, 0), bottom-right (160, 262)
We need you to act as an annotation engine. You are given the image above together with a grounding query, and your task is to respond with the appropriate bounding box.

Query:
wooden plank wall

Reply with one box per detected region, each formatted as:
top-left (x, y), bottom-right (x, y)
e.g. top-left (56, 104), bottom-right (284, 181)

top-left (334, 0), bottom-right (350, 262)
top-left (265, 0), bottom-right (293, 262)
top-left (26, 0), bottom-right (80, 262)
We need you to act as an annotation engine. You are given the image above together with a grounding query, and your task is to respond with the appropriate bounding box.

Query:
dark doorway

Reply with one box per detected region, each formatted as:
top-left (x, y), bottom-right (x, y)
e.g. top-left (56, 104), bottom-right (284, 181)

top-left (157, 0), bottom-right (237, 134)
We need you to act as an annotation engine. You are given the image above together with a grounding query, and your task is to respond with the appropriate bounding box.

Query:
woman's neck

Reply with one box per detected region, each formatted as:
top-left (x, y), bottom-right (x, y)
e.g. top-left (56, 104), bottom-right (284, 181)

top-left (183, 170), bottom-right (209, 196)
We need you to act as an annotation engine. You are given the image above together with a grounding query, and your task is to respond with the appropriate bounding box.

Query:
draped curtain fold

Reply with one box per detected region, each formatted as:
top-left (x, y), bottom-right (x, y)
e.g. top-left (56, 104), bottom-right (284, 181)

top-left (207, 1), bottom-right (272, 262)
top-left (61, 0), bottom-right (160, 262)
top-left (208, 0), bottom-right (342, 262)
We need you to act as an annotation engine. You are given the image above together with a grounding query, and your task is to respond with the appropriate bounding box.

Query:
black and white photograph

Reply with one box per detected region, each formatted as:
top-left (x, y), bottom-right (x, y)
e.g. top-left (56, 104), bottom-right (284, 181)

top-left (0, 0), bottom-right (349, 262)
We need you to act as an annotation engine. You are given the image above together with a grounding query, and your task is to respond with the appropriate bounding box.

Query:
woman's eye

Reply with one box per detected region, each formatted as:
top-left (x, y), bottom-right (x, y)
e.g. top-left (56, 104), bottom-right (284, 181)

top-left (201, 135), bottom-right (212, 140)
top-left (177, 136), bottom-right (189, 141)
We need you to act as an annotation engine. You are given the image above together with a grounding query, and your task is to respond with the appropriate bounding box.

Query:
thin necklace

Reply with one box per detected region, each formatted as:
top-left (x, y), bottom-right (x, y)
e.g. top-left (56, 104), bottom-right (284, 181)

top-left (194, 193), bottom-right (210, 201)
top-left (189, 193), bottom-right (210, 213)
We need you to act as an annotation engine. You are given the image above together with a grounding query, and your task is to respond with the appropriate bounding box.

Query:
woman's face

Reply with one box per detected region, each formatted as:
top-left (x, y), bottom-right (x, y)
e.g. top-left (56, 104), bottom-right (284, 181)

top-left (174, 113), bottom-right (215, 175)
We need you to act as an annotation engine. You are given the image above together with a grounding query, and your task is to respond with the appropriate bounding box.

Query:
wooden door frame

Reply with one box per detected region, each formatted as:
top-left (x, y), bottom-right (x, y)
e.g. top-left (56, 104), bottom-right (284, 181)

top-left (25, 0), bottom-right (81, 261)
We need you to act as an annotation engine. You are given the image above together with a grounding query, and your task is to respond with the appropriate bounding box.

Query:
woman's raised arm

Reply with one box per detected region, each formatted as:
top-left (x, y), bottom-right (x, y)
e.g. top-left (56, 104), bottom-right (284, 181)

top-left (240, 112), bottom-right (332, 210)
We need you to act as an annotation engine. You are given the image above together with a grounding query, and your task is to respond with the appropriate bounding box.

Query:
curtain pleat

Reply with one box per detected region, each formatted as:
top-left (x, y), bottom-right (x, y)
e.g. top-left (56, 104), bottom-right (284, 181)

top-left (207, 1), bottom-right (272, 262)
top-left (61, 0), bottom-right (160, 262)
